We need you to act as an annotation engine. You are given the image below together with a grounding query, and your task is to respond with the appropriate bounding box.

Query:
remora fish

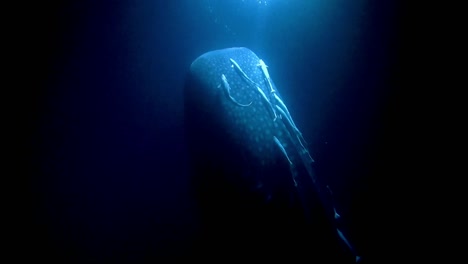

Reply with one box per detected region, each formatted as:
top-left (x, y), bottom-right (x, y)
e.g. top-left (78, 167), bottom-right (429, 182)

top-left (230, 58), bottom-right (259, 87)
top-left (257, 59), bottom-right (275, 94)
top-left (220, 74), bottom-right (252, 107)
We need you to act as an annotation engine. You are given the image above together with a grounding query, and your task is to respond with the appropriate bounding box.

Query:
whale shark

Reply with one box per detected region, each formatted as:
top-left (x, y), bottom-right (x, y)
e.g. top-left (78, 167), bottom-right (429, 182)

top-left (184, 47), bottom-right (359, 262)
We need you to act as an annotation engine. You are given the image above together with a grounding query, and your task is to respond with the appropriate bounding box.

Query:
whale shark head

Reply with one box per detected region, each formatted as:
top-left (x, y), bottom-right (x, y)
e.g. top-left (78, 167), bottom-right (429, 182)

top-left (185, 47), bottom-right (302, 199)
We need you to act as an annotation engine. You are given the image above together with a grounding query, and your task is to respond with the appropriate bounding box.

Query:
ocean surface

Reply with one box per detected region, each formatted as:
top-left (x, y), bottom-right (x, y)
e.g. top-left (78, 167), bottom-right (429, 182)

top-left (22, 0), bottom-right (408, 263)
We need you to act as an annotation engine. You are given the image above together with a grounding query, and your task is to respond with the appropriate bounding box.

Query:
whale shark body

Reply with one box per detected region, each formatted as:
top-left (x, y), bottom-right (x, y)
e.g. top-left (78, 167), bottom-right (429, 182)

top-left (184, 47), bottom-right (359, 262)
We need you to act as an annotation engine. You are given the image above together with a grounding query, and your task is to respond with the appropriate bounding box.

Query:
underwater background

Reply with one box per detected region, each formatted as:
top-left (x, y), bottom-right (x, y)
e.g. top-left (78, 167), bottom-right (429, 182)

top-left (19, 0), bottom-right (414, 263)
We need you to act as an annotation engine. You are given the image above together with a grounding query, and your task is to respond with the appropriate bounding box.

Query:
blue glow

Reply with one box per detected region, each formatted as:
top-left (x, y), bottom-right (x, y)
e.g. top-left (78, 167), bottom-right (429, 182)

top-left (241, 0), bottom-right (269, 6)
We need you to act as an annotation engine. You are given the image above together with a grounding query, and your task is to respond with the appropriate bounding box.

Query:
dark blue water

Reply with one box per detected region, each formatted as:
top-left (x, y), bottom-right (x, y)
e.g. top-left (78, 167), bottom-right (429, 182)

top-left (21, 0), bottom-right (408, 262)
